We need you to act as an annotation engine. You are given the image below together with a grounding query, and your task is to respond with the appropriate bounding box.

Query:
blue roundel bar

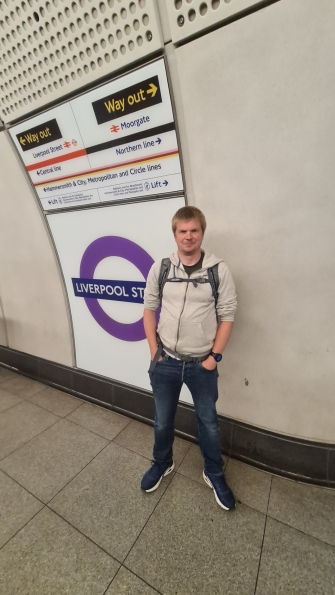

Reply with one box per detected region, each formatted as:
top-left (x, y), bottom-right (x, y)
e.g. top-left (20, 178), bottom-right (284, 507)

top-left (72, 278), bottom-right (146, 304)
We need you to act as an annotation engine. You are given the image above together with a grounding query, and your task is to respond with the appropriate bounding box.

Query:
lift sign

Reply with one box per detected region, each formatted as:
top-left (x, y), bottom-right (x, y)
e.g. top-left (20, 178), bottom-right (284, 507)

top-left (92, 76), bottom-right (162, 125)
top-left (16, 119), bottom-right (62, 152)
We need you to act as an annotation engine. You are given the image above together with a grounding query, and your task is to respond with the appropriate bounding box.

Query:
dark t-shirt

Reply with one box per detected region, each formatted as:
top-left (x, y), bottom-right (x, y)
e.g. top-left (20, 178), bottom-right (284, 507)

top-left (183, 253), bottom-right (204, 277)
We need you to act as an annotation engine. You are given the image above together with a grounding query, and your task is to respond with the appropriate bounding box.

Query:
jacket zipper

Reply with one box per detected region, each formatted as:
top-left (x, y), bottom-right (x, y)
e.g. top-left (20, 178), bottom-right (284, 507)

top-left (175, 281), bottom-right (189, 352)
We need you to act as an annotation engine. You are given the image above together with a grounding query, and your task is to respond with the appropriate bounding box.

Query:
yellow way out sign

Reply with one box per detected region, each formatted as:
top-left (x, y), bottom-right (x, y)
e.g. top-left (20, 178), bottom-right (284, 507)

top-left (16, 119), bottom-right (62, 152)
top-left (92, 76), bottom-right (162, 125)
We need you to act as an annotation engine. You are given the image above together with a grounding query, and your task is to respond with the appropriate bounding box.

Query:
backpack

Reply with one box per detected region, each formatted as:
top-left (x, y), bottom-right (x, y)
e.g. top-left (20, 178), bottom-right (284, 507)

top-left (158, 258), bottom-right (220, 307)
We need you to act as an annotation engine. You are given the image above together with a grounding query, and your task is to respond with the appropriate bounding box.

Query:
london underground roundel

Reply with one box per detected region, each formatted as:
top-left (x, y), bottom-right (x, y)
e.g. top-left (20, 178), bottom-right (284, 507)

top-left (72, 236), bottom-right (155, 341)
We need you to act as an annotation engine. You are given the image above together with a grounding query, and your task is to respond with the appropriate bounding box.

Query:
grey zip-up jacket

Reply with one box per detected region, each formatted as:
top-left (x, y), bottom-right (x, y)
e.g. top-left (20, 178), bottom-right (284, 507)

top-left (144, 251), bottom-right (237, 357)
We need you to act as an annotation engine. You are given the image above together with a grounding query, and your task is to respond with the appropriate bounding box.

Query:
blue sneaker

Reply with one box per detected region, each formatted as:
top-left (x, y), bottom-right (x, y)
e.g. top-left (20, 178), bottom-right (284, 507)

top-left (141, 461), bottom-right (175, 492)
top-left (203, 471), bottom-right (236, 510)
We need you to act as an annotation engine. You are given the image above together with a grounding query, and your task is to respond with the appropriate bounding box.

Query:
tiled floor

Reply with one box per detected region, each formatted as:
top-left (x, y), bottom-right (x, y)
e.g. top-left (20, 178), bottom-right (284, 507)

top-left (0, 369), bottom-right (335, 595)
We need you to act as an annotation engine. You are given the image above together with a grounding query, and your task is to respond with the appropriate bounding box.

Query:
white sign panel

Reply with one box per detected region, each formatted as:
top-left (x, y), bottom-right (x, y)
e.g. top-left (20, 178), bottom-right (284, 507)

top-left (10, 59), bottom-right (183, 211)
top-left (46, 196), bottom-right (191, 404)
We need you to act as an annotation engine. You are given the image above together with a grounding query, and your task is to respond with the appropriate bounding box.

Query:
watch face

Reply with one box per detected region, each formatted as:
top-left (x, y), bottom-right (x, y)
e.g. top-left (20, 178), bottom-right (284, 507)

top-left (211, 352), bottom-right (222, 362)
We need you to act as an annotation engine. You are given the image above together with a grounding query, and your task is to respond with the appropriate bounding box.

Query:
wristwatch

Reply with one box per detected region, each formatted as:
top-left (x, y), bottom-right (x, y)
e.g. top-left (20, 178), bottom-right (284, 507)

top-left (210, 351), bottom-right (222, 362)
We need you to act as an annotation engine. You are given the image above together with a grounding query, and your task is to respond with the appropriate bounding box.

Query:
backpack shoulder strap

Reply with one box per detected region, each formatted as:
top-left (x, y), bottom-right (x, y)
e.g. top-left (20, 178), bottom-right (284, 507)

top-left (207, 263), bottom-right (220, 307)
top-left (158, 258), bottom-right (171, 305)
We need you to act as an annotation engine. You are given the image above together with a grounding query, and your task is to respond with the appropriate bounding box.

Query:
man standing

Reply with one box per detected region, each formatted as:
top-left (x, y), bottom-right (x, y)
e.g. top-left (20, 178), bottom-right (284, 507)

top-left (141, 206), bottom-right (237, 510)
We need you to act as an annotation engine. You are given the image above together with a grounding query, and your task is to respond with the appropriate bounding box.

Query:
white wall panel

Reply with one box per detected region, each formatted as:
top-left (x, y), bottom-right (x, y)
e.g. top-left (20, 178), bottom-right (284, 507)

top-left (173, 0), bottom-right (335, 441)
top-left (0, 0), bottom-right (163, 123)
top-left (166, 0), bottom-right (272, 44)
top-left (0, 130), bottom-right (73, 364)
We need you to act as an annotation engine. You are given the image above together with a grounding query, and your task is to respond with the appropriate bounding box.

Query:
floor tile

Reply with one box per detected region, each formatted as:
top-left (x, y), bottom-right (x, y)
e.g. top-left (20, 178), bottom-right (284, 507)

top-left (0, 507), bottom-right (119, 595)
top-left (126, 473), bottom-right (265, 595)
top-left (0, 418), bottom-right (108, 503)
top-left (114, 419), bottom-right (191, 468)
top-left (0, 387), bottom-right (24, 412)
top-left (29, 386), bottom-right (83, 417)
top-left (50, 442), bottom-right (171, 562)
top-left (0, 375), bottom-right (45, 399)
top-left (106, 566), bottom-right (160, 595)
top-left (67, 401), bottom-right (131, 440)
top-left (0, 401), bottom-right (58, 460)
top-left (224, 459), bottom-right (272, 514)
top-left (0, 368), bottom-right (18, 384)
top-left (268, 476), bottom-right (335, 546)
top-left (177, 443), bottom-right (227, 485)
top-left (256, 517), bottom-right (335, 595)
top-left (0, 470), bottom-right (44, 548)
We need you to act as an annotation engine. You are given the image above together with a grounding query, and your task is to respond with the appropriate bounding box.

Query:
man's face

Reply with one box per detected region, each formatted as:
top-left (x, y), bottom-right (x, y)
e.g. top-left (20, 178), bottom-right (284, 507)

top-left (174, 218), bottom-right (204, 256)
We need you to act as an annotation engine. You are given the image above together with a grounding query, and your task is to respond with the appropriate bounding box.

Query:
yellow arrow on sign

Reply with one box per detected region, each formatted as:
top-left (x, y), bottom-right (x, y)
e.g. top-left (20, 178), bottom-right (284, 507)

top-left (147, 82), bottom-right (157, 98)
top-left (19, 136), bottom-right (26, 146)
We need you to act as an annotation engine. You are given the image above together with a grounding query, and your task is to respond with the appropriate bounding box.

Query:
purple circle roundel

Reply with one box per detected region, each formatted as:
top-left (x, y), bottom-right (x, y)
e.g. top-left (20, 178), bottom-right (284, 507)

top-left (79, 236), bottom-right (154, 341)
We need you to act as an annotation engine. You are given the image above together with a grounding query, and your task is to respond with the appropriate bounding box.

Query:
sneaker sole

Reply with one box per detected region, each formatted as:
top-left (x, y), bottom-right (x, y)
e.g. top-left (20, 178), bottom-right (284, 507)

top-left (203, 471), bottom-right (235, 511)
top-left (144, 462), bottom-right (175, 493)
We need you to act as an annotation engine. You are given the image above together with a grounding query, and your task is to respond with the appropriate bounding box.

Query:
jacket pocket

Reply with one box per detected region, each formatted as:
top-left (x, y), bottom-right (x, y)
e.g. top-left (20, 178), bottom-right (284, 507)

top-left (177, 322), bottom-right (209, 353)
top-left (157, 317), bottom-right (178, 348)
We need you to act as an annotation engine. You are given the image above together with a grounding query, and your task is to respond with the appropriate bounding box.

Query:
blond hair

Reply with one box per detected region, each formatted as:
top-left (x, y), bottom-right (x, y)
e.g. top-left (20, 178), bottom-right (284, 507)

top-left (172, 206), bottom-right (207, 234)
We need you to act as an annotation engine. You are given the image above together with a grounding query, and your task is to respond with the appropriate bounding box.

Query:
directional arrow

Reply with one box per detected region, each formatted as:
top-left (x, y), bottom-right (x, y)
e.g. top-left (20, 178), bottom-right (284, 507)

top-left (156, 138), bottom-right (161, 145)
top-left (163, 180), bottom-right (168, 186)
top-left (19, 137), bottom-right (26, 146)
top-left (147, 82), bottom-right (157, 98)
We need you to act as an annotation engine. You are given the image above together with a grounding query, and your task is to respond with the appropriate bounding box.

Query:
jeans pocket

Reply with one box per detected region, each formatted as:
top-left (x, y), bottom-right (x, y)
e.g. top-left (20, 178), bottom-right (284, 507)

top-left (198, 362), bottom-right (217, 373)
top-left (148, 355), bottom-right (168, 376)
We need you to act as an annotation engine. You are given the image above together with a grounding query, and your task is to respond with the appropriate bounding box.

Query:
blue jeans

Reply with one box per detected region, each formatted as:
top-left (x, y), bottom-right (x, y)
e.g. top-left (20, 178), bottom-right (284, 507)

top-left (149, 356), bottom-right (224, 474)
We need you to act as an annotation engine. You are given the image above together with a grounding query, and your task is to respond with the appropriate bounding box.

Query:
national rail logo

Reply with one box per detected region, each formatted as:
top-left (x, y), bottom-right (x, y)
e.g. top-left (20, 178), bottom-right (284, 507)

top-left (72, 236), bottom-right (156, 342)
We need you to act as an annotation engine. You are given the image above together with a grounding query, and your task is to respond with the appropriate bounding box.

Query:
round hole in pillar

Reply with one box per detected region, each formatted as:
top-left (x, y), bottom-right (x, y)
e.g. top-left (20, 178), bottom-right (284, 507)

top-left (188, 8), bottom-right (196, 21)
